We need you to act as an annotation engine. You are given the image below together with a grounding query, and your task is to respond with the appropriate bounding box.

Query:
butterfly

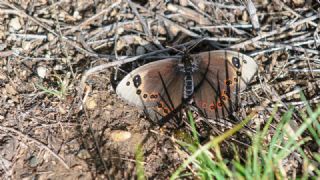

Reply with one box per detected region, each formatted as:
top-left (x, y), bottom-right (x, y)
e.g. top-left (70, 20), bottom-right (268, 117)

top-left (116, 50), bottom-right (258, 120)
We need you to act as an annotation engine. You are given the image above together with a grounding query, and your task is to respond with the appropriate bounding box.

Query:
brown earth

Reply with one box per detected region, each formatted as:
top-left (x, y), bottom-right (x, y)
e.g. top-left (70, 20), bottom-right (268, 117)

top-left (0, 0), bottom-right (319, 179)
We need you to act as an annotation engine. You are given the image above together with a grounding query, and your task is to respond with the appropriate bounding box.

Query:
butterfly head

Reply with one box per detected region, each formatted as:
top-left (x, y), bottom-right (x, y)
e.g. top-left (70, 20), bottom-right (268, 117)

top-left (182, 53), bottom-right (193, 65)
top-left (178, 53), bottom-right (199, 73)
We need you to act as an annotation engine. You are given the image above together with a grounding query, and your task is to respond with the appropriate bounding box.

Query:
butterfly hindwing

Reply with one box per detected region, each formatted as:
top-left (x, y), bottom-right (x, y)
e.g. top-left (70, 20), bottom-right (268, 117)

top-left (192, 50), bottom-right (258, 119)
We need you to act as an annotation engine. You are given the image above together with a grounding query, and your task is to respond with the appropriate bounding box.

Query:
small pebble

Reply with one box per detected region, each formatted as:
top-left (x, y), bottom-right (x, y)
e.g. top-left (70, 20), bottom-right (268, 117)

top-left (54, 65), bottom-right (64, 71)
top-left (179, 0), bottom-right (188, 6)
top-left (136, 46), bottom-right (146, 55)
top-left (37, 66), bottom-right (47, 79)
top-left (28, 156), bottom-right (38, 168)
top-left (73, 11), bottom-right (82, 20)
top-left (22, 41), bottom-right (32, 51)
top-left (85, 98), bottom-right (97, 110)
top-left (58, 104), bottom-right (67, 114)
top-left (77, 149), bottom-right (90, 159)
top-left (292, 0), bottom-right (305, 6)
top-left (47, 33), bottom-right (55, 41)
top-left (5, 84), bottom-right (17, 95)
top-left (110, 130), bottom-right (132, 142)
top-left (9, 17), bottom-right (22, 31)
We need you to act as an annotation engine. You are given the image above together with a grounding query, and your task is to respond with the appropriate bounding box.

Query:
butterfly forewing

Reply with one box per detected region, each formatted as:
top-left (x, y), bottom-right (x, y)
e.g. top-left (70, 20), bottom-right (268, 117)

top-left (116, 58), bottom-right (184, 116)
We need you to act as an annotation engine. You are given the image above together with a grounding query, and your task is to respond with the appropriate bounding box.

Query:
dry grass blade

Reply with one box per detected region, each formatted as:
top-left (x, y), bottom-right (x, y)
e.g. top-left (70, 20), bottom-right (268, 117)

top-left (245, 0), bottom-right (260, 31)
top-left (231, 14), bottom-right (319, 49)
top-left (0, 126), bottom-right (70, 169)
top-left (66, 0), bottom-right (122, 34)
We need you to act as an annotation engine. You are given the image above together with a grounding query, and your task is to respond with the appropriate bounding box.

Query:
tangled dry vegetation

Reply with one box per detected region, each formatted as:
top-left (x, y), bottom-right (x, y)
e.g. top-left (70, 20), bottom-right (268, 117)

top-left (0, 0), bottom-right (319, 179)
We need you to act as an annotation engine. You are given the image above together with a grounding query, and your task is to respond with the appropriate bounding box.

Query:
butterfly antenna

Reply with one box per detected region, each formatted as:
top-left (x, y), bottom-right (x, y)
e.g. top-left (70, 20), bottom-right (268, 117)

top-left (185, 38), bottom-right (205, 54)
top-left (166, 45), bottom-right (184, 54)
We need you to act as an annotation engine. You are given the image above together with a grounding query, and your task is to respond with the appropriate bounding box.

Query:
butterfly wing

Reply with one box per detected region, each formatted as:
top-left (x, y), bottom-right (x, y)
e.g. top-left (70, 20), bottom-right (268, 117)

top-left (116, 58), bottom-right (184, 117)
top-left (192, 50), bottom-right (258, 119)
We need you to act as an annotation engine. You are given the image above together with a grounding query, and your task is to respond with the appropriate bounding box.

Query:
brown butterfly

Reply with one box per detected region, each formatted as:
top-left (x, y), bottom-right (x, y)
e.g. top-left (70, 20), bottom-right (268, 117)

top-left (116, 50), bottom-right (257, 120)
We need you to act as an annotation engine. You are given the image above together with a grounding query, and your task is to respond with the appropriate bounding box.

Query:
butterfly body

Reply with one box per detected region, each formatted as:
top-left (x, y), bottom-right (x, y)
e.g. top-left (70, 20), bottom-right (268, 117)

top-left (116, 50), bottom-right (258, 120)
top-left (177, 54), bottom-right (199, 100)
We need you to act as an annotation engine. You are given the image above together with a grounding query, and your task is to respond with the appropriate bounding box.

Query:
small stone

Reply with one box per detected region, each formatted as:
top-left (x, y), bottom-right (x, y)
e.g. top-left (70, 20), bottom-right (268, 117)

top-left (110, 9), bottom-right (118, 16)
top-left (106, 104), bottom-right (113, 110)
top-left (28, 156), bottom-right (38, 168)
top-left (77, 0), bottom-right (94, 11)
top-left (58, 104), bottom-right (67, 114)
top-left (77, 149), bottom-right (90, 159)
top-left (136, 46), bottom-right (146, 55)
top-left (292, 0), bottom-right (305, 6)
top-left (0, 43), bottom-right (6, 51)
top-left (116, 27), bottom-right (124, 35)
top-left (9, 17), bottom-right (22, 31)
top-left (242, 11), bottom-right (249, 22)
top-left (61, 58), bottom-right (68, 64)
top-left (22, 41), bottom-right (32, 51)
top-left (116, 39), bottom-right (126, 51)
top-left (54, 65), bottom-right (64, 71)
top-left (187, 21), bottom-right (195, 27)
top-left (198, 2), bottom-right (206, 11)
top-left (37, 66), bottom-right (47, 79)
top-left (73, 11), bottom-right (82, 20)
top-left (47, 33), bottom-right (55, 41)
top-left (5, 84), bottom-right (17, 95)
top-left (0, 72), bottom-right (6, 81)
top-left (7, 100), bottom-right (14, 106)
top-left (179, 0), bottom-right (188, 6)
top-left (110, 130), bottom-right (132, 142)
top-left (85, 98), bottom-right (97, 110)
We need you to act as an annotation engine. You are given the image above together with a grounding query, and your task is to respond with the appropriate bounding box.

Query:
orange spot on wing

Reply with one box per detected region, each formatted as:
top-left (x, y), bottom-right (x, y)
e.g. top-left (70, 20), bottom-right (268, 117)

top-left (217, 101), bottom-right (223, 108)
top-left (209, 103), bottom-right (216, 111)
top-left (163, 107), bottom-right (170, 114)
top-left (220, 91), bottom-right (230, 101)
top-left (202, 103), bottom-right (207, 108)
top-left (224, 79), bottom-right (233, 86)
top-left (150, 92), bottom-right (160, 101)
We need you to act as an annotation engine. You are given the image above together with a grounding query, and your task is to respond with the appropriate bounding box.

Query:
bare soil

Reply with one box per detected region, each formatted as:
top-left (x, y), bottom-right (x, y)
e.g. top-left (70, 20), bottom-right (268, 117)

top-left (0, 0), bottom-right (319, 179)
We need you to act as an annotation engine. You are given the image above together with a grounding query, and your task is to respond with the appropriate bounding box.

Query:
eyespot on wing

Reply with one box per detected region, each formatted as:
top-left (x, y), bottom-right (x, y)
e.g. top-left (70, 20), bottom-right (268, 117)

top-left (116, 58), bottom-right (180, 107)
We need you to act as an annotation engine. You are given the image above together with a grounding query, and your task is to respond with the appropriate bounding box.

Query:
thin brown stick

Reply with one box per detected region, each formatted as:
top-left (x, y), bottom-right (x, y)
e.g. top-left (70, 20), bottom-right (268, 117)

top-left (66, 0), bottom-right (121, 34)
top-left (131, 2), bottom-right (201, 38)
top-left (1, 1), bottom-right (102, 58)
top-left (126, 0), bottom-right (151, 36)
top-left (256, 41), bottom-right (319, 55)
top-left (0, 125), bottom-right (70, 169)
top-left (273, 0), bottom-right (318, 27)
top-left (230, 14), bottom-right (319, 49)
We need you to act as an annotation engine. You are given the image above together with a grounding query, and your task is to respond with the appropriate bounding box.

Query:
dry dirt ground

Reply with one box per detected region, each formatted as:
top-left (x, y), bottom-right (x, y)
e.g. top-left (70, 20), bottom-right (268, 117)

top-left (0, 0), bottom-right (320, 179)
